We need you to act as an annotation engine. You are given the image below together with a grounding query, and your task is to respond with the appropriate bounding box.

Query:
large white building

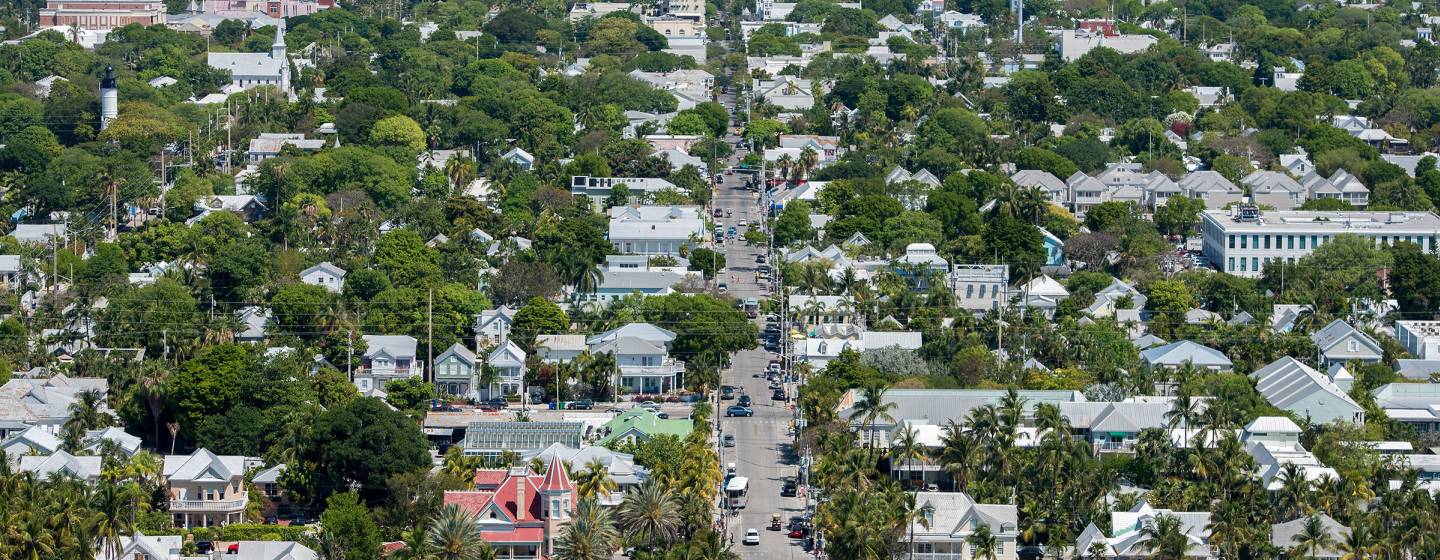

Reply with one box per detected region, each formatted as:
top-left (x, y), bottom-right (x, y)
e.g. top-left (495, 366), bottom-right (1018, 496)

top-left (1201, 209), bottom-right (1440, 277)
top-left (207, 23), bottom-right (290, 95)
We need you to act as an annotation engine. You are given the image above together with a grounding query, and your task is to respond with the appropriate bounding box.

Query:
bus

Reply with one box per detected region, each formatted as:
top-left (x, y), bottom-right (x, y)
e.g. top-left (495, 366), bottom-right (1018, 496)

top-left (724, 476), bottom-right (749, 509)
top-left (743, 298), bottom-right (759, 318)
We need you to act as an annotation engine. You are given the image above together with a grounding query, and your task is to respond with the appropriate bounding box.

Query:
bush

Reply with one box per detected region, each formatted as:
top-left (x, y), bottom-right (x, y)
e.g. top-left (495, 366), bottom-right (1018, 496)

top-left (189, 524), bottom-right (310, 542)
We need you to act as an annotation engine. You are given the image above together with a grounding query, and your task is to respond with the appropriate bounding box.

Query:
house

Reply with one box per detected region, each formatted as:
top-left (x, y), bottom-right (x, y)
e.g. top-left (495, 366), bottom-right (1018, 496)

top-left (1081, 501), bottom-right (1212, 559)
top-left (355, 335), bottom-right (423, 393)
top-left (486, 341), bottom-right (527, 399)
top-left (1243, 416), bottom-right (1303, 445)
top-left (798, 330), bottom-right (923, 369)
top-left (10, 223), bottom-right (66, 245)
top-left (83, 426), bottom-right (142, 456)
top-left (1040, 228), bottom-right (1064, 267)
top-left (0, 375), bottom-right (109, 435)
top-left (207, 23), bottom-right (290, 95)
top-left (443, 458), bottom-right (575, 558)
top-left (501, 147), bottom-right (535, 170)
top-left (587, 323), bottom-right (677, 347)
top-left (1, 425), bottom-right (62, 459)
top-left (570, 176), bottom-right (679, 206)
top-left (1067, 171), bottom-right (1107, 212)
top-left (1242, 170), bottom-right (1306, 210)
top-left (787, 295), bottom-right (858, 328)
top-left (1271, 304), bottom-right (1313, 333)
top-left (163, 448), bottom-right (251, 528)
top-left (953, 264), bottom-right (1009, 312)
top-left (190, 195), bottom-right (267, 224)
top-left (586, 269), bottom-right (687, 304)
top-left (1250, 357), bottom-right (1364, 425)
top-left (1270, 515), bottom-right (1349, 559)
top-left (234, 306), bottom-right (271, 344)
top-left (296, 260), bottom-right (344, 292)
top-left (893, 243), bottom-right (950, 285)
top-left (0, 254), bottom-right (22, 288)
top-left (520, 443), bottom-right (645, 505)
top-left (210, 541), bottom-right (318, 560)
top-left (1058, 24), bottom-right (1158, 61)
top-left (836, 388), bottom-right (1086, 449)
top-left (107, 533), bottom-right (185, 560)
top-left (902, 492), bottom-right (1019, 559)
top-left (1013, 275), bottom-right (1070, 315)
top-left (33, 75), bottom-right (67, 97)
top-left (595, 408), bottom-right (693, 446)
top-left (475, 306), bottom-right (516, 347)
top-left (1372, 383), bottom-right (1440, 433)
top-left (753, 76), bottom-right (816, 111)
top-left (434, 343), bottom-right (479, 398)
top-left (18, 450), bottom-right (102, 482)
top-left (535, 334), bottom-right (588, 364)
top-left (1140, 340), bottom-right (1232, 371)
top-left (1249, 440), bottom-right (1338, 490)
top-left (252, 463), bottom-right (292, 519)
top-left (1300, 168), bottom-right (1369, 207)
top-left (461, 422), bottom-right (585, 458)
top-left (1310, 319), bottom-right (1383, 368)
top-left (245, 133), bottom-right (325, 163)
top-left (590, 335), bottom-right (685, 394)
top-left (607, 205), bottom-right (706, 256)
top-left (1179, 171), bottom-right (1244, 209)
top-left (774, 134), bottom-right (841, 164)
top-left (1010, 170), bottom-right (1068, 204)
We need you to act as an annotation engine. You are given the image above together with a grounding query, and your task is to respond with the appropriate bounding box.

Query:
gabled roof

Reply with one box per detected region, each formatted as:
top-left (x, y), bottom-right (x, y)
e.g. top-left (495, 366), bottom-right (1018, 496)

top-left (487, 341), bottom-right (527, 367)
top-left (18, 450), bottom-right (102, 480)
top-left (363, 335), bottom-right (418, 360)
top-left (587, 323), bottom-right (677, 346)
top-left (83, 426), bottom-right (141, 456)
top-left (1, 425), bottom-right (62, 455)
top-left (1089, 402), bottom-right (1171, 433)
top-left (1011, 170), bottom-right (1066, 193)
top-left (1245, 416), bottom-right (1302, 434)
top-left (1250, 357), bottom-right (1363, 418)
top-left (1140, 340), bottom-right (1232, 368)
top-left (592, 336), bottom-right (666, 356)
top-left (301, 261), bottom-right (346, 279)
top-left (435, 343), bottom-right (477, 366)
top-left (163, 448), bottom-right (246, 482)
top-left (1179, 170), bottom-right (1241, 195)
top-left (1018, 275), bottom-right (1069, 298)
top-left (1310, 319), bottom-right (1382, 355)
top-left (1270, 515), bottom-right (1349, 556)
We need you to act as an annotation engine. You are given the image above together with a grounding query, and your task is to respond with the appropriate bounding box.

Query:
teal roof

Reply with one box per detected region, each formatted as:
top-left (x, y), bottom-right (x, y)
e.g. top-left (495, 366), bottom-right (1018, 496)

top-left (596, 408), bottom-right (692, 445)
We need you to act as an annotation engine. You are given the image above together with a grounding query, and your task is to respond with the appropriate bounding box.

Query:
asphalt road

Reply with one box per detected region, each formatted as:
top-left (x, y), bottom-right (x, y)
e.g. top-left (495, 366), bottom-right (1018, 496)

top-left (710, 154), bottom-right (810, 558)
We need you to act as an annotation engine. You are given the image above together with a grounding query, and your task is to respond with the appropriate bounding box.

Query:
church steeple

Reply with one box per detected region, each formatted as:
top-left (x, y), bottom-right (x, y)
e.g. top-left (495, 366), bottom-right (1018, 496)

top-left (271, 21), bottom-right (286, 60)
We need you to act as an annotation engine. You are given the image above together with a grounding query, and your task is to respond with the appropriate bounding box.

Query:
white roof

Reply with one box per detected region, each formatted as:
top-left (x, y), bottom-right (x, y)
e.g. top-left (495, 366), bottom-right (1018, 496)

top-left (363, 335), bottom-right (418, 360)
top-left (1245, 416), bottom-right (1302, 434)
top-left (163, 448), bottom-right (246, 482)
top-left (1018, 275), bottom-right (1069, 298)
top-left (19, 450), bottom-right (102, 480)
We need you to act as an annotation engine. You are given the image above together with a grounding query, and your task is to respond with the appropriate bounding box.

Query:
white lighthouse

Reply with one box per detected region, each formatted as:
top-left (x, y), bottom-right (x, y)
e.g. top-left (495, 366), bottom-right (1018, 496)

top-left (99, 65), bottom-right (118, 131)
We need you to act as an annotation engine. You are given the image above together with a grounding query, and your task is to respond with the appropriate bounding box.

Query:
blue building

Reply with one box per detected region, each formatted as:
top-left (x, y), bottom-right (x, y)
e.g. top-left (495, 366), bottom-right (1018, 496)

top-left (1040, 228), bottom-right (1064, 266)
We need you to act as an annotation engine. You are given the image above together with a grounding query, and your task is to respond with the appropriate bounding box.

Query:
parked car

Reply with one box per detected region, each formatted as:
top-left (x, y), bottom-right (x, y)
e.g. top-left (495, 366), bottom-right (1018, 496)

top-left (720, 386), bottom-right (736, 400)
top-left (781, 479), bottom-right (797, 497)
top-left (656, 411), bottom-right (670, 419)
top-left (726, 405), bottom-right (754, 417)
top-left (738, 395), bottom-right (752, 407)
top-left (723, 434), bottom-right (736, 447)
top-left (743, 529), bottom-right (760, 545)
top-left (772, 389), bottom-right (786, 401)
top-left (639, 401), bottom-right (660, 411)
top-left (570, 399), bottom-right (593, 410)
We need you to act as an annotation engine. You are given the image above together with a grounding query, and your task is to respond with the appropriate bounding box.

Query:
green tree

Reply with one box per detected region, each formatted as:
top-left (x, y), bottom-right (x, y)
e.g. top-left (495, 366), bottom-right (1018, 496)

top-left (271, 283), bottom-right (338, 340)
top-left (287, 397), bottom-right (432, 504)
top-left (319, 492), bottom-right (382, 560)
top-left (427, 503), bottom-right (494, 560)
top-left (370, 115), bottom-right (427, 151)
top-left (773, 200), bottom-right (815, 246)
top-left (1153, 196), bottom-right (1205, 236)
top-left (688, 248), bottom-right (725, 279)
top-left (511, 296), bottom-right (569, 351)
top-left (165, 344), bottom-right (255, 439)
top-left (1391, 241), bottom-right (1440, 314)
top-left (385, 377), bottom-right (438, 412)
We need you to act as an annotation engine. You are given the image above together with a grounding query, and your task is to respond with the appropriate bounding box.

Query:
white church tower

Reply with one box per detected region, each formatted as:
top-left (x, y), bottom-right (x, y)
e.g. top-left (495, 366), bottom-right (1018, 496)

top-left (272, 22), bottom-right (290, 96)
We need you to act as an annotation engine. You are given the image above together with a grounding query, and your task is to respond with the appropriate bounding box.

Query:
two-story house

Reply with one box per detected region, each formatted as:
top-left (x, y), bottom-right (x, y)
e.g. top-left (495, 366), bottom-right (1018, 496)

top-left (355, 335), bottom-right (423, 393)
top-left (486, 341), bottom-right (527, 399)
top-left (475, 307), bottom-right (516, 348)
top-left (904, 492), bottom-right (1019, 559)
top-left (590, 336), bottom-right (684, 394)
top-left (434, 343), bottom-right (479, 398)
top-left (1310, 319), bottom-right (1383, 368)
top-left (163, 448), bottom-right (251, 528)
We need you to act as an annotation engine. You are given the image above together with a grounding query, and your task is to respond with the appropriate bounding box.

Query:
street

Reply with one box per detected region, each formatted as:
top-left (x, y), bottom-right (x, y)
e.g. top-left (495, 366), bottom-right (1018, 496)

top-left (709, 146), bottom-right (809, 558)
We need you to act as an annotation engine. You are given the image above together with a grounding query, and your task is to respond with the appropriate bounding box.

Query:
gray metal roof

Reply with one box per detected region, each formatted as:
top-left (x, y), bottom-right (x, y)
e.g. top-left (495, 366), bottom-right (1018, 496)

top-left (462, 421), bottom-right (585, 451)
top-left (1140, 340), bottom-right (1232, 368)
top-left (1310, 319), bottom-right (1381, 355)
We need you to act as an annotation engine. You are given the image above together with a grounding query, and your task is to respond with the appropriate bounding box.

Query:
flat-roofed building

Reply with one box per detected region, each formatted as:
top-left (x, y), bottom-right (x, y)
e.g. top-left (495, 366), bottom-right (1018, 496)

top-left (1201, 209), bottom-right (1440, 277)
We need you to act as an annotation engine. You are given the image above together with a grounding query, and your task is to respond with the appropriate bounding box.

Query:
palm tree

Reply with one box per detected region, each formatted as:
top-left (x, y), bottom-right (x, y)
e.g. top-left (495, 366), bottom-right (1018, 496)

top-left (891, 424), bottom-right (926, 488)
top-left (902, 491), bottom-right (934, 560)
top-left (1137, 514), bottom-right (1190, 560)
top-left (1164, 392), bottom-right (1199, 449)
top-left (554, 497), bottom-right (619, 560)
top-left (62, 389), bottom-right (110, 449)
top-left (1293, 515), bottom-right (1338, 559)
top-left (617, 479), bottom-right (680, 551)
top-left (427, 503), bottom-right (494, 560)
top-left (91, 480), bottom-right (132, 560)
top-left (848, 385), bottom-right (896, 459)
top-left (576, 458), bottom-right (617, 501)
top-left (966, 524), bottom-right (998, 560)
top-left (1339, 518), bottom-right (1378, 560)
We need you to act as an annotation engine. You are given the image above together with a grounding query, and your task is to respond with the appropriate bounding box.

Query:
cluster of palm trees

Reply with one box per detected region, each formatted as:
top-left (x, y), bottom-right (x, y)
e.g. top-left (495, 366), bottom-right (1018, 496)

top-left (0, 446), bottom-right (168, 560)
top-left (803, 381), bottom-right (1440, 559)
top-left (772, 146), bottom-right (820, 186)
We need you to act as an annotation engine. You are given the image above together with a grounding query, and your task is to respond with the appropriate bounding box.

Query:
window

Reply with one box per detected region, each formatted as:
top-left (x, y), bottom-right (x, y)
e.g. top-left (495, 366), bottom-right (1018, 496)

top-left (1299, 236), bottom-right (1306, 249)
top-left (1349, 340), bottom-right (1358, 352)
top-left (1239, 258), bottom-right (1246, 272)
top-left (1287, 235), bottom-right (1294, 249)
top-left (1240, 235), bottom-right (1247, 249)
top-left (1251, 257), bottom-right (1258, 271)
top-left (1228, 235), bottom-right (1235, 249)
top-left (1263, 235), bottom-right (1271, 249)
top-left (1228, 257), bottom-right (1235, 271)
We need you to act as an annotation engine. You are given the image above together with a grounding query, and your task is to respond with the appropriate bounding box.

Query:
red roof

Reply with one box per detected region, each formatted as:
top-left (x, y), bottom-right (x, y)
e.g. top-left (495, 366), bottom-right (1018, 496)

top-left (473, 469), bottom-right (509, 488)
top-left (380, 542), bottom-right (407, 556)
top-left (540, 456), bottom-right (574, 493)
top-left (479, 526), bottom-right (547, 543)
top-left (445, 491), bottom-right (503, 520)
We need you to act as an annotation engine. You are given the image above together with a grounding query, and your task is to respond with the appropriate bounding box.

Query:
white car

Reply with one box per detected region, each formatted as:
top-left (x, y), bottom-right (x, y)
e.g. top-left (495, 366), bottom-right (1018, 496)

top-left (743, 529), bottom-right (760, 545)
top-left (738, 220), bottom-right (748, 227)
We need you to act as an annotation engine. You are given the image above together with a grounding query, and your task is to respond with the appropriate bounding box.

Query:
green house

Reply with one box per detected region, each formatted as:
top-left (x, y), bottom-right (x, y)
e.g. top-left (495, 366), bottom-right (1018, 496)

top-left (595, 408), bottom-right (693, 447)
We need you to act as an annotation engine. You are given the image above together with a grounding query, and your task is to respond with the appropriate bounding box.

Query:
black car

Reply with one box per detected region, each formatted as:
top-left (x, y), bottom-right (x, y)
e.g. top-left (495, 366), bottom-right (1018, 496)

top-left (755, 254), bottom-right (766, 263)
top-left (570, 399), bottom-right (594, 410)
top-left (781, 480), bottom-right (798, 497)
top-left (738, 395), bottom-right (752, 407)
top-left (772, 389), bottom-right (786, 401)
top-left (726, 405), bottom-right (754, 417)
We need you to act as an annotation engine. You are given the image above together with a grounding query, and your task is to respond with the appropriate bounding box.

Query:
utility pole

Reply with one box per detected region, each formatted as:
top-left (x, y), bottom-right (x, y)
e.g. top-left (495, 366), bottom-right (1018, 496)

top-left (427, 288), bottom-right (434, 383)
top-left (109, 180), bottom-right (117, 242)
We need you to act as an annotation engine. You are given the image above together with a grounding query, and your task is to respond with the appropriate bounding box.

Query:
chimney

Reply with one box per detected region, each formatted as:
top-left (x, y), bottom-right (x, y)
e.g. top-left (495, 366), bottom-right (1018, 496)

top-left (510, 465), bottom-right (529, 520)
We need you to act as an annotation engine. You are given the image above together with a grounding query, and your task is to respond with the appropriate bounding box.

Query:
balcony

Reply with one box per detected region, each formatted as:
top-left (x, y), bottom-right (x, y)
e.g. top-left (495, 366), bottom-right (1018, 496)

top-left (170, 498), bottom-right (247, 512)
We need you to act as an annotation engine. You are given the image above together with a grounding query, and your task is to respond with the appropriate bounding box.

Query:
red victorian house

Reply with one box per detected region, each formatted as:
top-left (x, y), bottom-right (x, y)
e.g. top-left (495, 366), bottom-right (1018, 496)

top-left (444, 457), bottom-right (576, 559)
